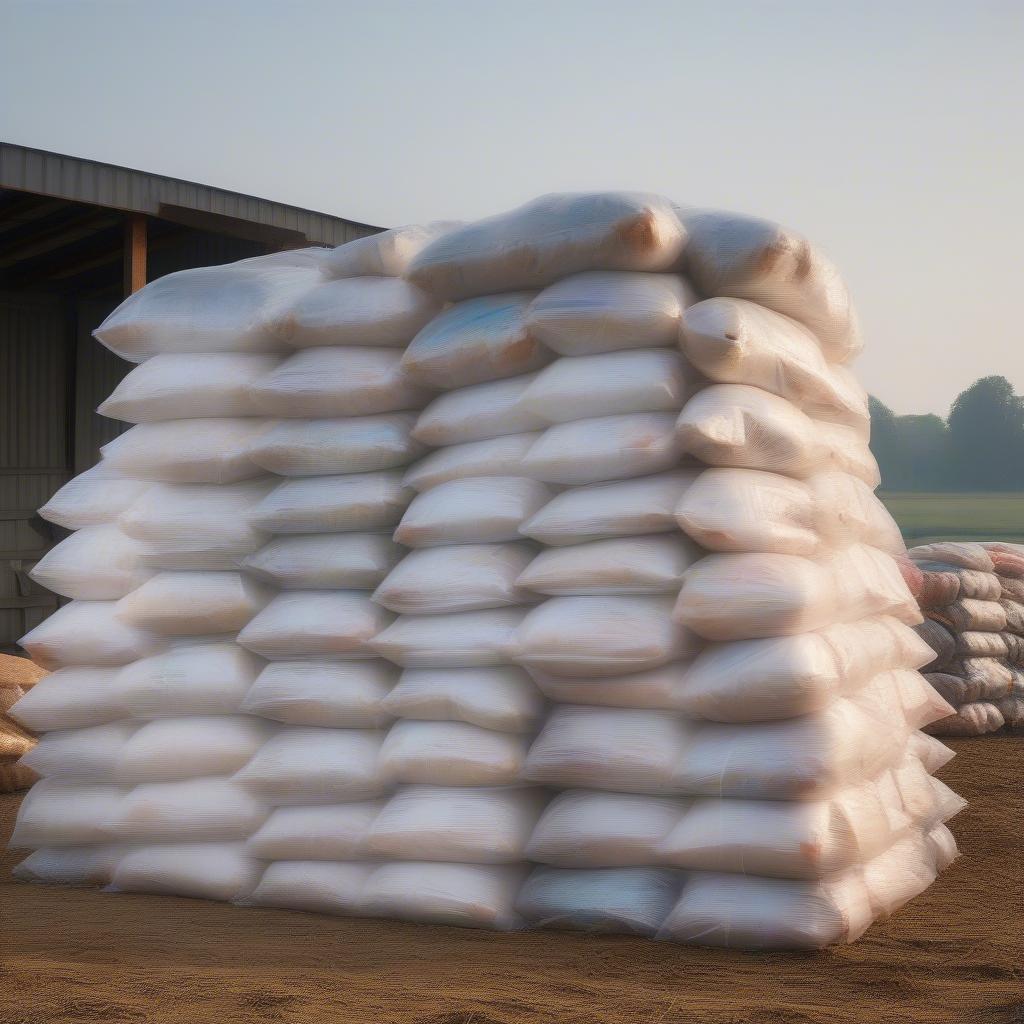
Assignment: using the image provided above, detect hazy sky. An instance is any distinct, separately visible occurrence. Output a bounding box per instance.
[2,0,1021,415]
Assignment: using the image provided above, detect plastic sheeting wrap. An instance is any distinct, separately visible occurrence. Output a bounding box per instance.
[11,192,961,949]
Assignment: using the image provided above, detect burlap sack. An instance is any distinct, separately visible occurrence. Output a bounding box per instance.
[913,619,957,671]
[909,542,994,572]
[925,701,1004,736]
[0,654,47,689]
[1002,633,1024,667]
[0,758,38,794]
[917,570,960,609]
[923,672,978,706]
[956,658,1014,700]
[955,570,1002,601]
[0,718,36,759]
[984,544,1024,578]
[956,631,1008,659]
[996,696,1024,730]
[946,599,1007,633]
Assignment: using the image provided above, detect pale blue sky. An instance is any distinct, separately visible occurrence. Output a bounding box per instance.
[2,0,1021,415]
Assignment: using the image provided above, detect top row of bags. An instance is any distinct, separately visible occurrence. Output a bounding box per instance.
[94,193,860,367]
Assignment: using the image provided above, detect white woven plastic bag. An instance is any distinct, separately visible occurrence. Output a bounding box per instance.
[240,661,396,727]
[413,373,545,446]
[248,414,422,476]
[98,353,278,422]
[29,526,152,600]
[401,292,551,389]
[527,271,694,356]
[520,349,693,424]
[395,477,552,547]
[251,472,412,534]
[238,591,393,659]
[243,533,403,590]
[272,276,440,348]
[249,347,432,418]
[407,193,685,300]
[373,543,537,613]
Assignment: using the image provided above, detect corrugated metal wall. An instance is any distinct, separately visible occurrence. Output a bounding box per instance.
[0,232,285,649]
[0,291,71,647]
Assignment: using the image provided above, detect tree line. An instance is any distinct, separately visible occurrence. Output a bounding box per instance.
[869,376,1023,492]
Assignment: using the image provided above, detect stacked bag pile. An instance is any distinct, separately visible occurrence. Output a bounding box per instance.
[7,194,964,949]
[1,653,46,792]
[903,541,1024,735]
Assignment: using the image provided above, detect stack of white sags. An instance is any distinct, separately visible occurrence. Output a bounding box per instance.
[8,193,964,950]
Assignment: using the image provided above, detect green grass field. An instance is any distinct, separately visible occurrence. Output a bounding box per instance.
[880,492,1024,544]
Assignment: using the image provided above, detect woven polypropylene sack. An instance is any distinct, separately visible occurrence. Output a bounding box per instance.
[29,526,152,600]
[679,297,867,421]
[678,208,861,364]
[379,666,544,733]
[247,414,423,477]
[512,596,699,677]
[249,347,432,418]
[115,572,272,635]
[323,222,461,279]
[240,661,396,728]
[520,348,694,426]
[413,373,546,446]
[271,277,440,349]
[237,591,393,660]
[373,543,537,614]
[20,601,162,669]
[101,419,266,484]
[517,535,700,596]
[403,433,541,492]
[520,470,699,546]
[526,271,694,357]
[93,257,323,362]
[407,193,686,300]
[395,477,552,547]
[243,533,403,590]
[401,292,551,389]
[98,353,278,422]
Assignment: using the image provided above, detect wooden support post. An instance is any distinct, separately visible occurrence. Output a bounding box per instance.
[123,213,147,295]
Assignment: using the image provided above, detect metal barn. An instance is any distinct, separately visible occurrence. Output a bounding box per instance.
[0,142,379,650]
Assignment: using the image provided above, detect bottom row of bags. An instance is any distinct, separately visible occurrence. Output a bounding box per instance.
[15,824,956,949]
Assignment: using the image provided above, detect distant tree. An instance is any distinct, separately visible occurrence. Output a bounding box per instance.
[893,414,950,490]
[868,396,903,488]
[947,376,1024,490]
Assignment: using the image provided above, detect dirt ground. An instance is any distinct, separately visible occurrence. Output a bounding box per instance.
[1,737,1021,1024]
